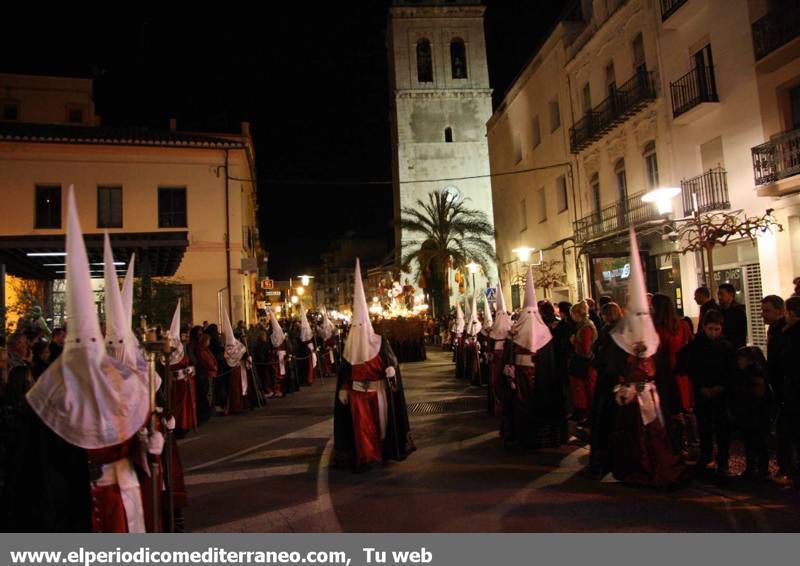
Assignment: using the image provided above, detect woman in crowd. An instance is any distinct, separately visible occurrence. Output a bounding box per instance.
[568,301,597,424]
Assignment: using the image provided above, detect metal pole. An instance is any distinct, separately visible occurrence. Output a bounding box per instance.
[145,349,160,532]
[162,353,175,533]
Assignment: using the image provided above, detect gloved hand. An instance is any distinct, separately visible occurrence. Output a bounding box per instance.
[147,431,165,455]
[385,366,396,378]
[503,365,515,378]
[162,416,176,431]
[338,389,349,405]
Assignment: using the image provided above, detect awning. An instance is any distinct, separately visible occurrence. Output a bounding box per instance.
[0,231,189,280]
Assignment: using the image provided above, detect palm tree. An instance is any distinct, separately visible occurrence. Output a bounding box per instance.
[398,189,496,318]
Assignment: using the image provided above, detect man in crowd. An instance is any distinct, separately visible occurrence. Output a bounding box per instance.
[717,283,747,349]
[48,328,65,361]
[776,296,800,487]
[693,287,718,335]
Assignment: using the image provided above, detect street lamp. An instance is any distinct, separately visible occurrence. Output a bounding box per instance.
[512,247,534,263]
[299,275,312,287]
[642,187,681,215]
[466,261,479,294]
[291,295,298,305]
[297,286,305,296]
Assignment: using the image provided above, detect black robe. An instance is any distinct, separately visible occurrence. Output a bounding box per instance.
[333,337,415,469]
[500,340,564,449]
[1,403,91,531]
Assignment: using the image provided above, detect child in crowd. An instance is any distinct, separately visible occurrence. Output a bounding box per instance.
[733,346,772,481]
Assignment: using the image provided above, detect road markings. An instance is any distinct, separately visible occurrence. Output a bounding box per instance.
[185,464,310,486]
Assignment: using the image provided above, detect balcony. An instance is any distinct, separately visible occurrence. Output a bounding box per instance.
[681,167,730,216]
[573,189,663,245]
[569,70,657,153]
[752,1,800,69]
[752,128,800,187]
[670,65,718,123]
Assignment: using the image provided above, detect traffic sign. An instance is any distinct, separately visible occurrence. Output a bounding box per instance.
[263,290,282,297]
[261,279,274,289]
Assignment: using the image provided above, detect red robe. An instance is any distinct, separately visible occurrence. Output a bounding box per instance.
[169,355,197,432]
[302,339,316,385]
[570,324,597,412]
[270,342,288,395]
[345,354,387,466]
[87,438,147,533]
[322,336,337,376]
[137,418,188,533]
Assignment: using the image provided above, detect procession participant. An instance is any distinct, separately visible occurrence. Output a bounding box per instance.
[267,308,289,398]
[500,266,562,449]
[318,308,338,378]
[334,259,415,471]
[478,292,494,390]
[298,303,318,386]
[453,302,466,379]
[568,300,598,425]
[221,308,249,415]
[6,188,157,532]
[609,229,686,489]
[465,293,482,385]
[487,284,513,417]
[165,300,197,434]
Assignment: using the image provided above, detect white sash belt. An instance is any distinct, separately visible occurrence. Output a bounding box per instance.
[614,382,663,426]
[277,351,286,375]
[96,458,145,533]
[514,354,535,367]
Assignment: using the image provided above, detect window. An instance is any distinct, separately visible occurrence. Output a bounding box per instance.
[67,107,84,124]
[417,39,433,83]
[790,84,800,130]
[2,102,19,121]
[531,116,541,148]
[643,141,659,189]
[590,173,601,214]
[450,38,467,79]
[158,187,187,228]
[35,185,62,229]
[444,127,453,143]
[632,33,646,74]
[614,159,628,202]
[537,187,547,223]
[520,198,528,231]
[549,99,561,131]
[582,83,592,114]
[556,175,569,213]
[97,186,123,228]
[606,61,617,96]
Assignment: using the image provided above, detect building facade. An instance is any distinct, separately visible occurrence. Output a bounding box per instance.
[488,0,799,346]
[0,74,261,328]
[387,0,497,298]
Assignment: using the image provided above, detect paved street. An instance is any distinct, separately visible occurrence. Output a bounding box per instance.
[180,351,800,532]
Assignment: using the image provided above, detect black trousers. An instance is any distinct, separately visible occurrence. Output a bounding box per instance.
[696,397,730,471]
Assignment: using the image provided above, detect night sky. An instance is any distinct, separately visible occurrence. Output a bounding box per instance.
[1,2,567,279]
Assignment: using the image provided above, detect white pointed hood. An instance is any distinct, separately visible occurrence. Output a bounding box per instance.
[511,265,552,353]
[103,233,146,372]
[299,302,313,342]
[611,228,660,358]
[467,292,482,336]
[222,307,246,366]
[318,308,335,340]
[343,258,382,366]
[27,187,149,449]
[167,299,185,365]
[455,302,466,334]
[490,283,513,341]
[122,253,135,325]
[267,307,286,348]
[482,291,494,334]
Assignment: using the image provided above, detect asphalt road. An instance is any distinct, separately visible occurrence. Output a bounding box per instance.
[179,350,800,532]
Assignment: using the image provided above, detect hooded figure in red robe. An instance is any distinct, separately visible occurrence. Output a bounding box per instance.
[333,259,415,470]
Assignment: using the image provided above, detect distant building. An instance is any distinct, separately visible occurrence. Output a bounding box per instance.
[0,73,262,328]
[387,0,497,295]
[317,236,387,312]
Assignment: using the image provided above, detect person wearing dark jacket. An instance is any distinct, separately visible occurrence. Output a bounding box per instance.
[679,309,736,480]
[775,296,800,487]
[717,283,747,350]
[693,287,718,336]
[761,295,790,477]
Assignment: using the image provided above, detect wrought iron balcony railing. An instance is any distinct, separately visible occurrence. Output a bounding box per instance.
[660,0,688,21]
[681,167,730,215]
[569,70,656,153]
[752,1,800,60]
[670,65,718,118]
[573,189,663,244]
[752,128,800,186]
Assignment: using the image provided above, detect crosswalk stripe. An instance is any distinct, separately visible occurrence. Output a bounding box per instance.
[185,464,310,486]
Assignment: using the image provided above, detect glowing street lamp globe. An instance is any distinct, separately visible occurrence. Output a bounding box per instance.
[642,187,681,215]
[297,286,305,296]
[290,295,299,305]
[512,247,535,263]
[466,261,480,274]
